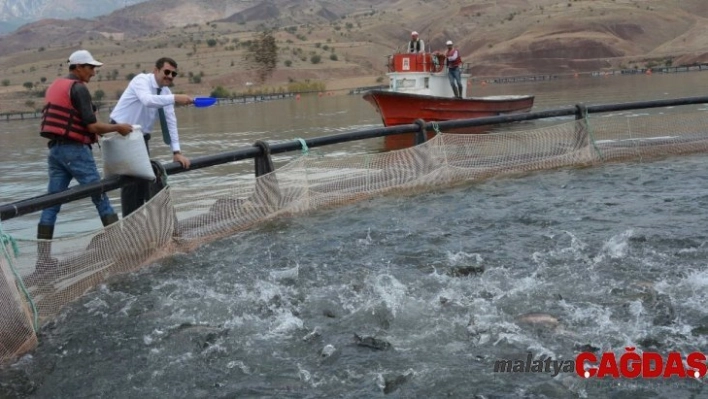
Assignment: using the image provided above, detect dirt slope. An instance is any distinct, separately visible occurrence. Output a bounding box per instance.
[1,0,707,111]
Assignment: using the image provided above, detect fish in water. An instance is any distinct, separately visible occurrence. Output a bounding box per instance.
[637,336,663,350]
[353,333,392,350]
[269,265,299,281]
[648,293,676,327]
[381,371,413,394]
[302,327,321,342]
[515,313,581,340]
[321,344,336,358]
[574,343,600,353]
[167,322,230,350]
[447,265,485,277]
[515,313,560,329]
[614,282,677,326]
[466,316,490,345]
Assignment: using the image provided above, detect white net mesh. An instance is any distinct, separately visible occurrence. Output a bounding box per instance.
[3,110,708,363]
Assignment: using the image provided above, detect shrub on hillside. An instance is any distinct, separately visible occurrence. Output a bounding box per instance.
[210,86,230,98]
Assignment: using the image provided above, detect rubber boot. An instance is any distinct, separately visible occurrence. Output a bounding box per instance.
[101,213,119,227]
[27,225,58,286]
[36,225,55,264]
[457,85,464,98]
[452,86,460,99]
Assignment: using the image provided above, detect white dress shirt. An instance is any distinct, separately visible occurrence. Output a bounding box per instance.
[109,73,181,152]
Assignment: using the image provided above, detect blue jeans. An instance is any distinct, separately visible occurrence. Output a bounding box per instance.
[448,67,462,92]
[39,142,115,226]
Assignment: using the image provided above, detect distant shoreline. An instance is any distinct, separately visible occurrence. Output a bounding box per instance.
[2,63,707,119]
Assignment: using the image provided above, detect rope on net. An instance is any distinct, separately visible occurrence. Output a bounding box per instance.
[296,138,309,156]
[432,121,441,135]
[579,105,604,160]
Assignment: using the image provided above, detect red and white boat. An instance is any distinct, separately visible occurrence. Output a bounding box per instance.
[363,52,535,151]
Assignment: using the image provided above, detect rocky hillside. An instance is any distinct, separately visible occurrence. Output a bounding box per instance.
[2,0,707,73]
[460,0,708,76]
[0,0,707,112]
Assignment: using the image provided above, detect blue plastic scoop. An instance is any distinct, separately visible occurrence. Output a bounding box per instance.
[194,97,217,108]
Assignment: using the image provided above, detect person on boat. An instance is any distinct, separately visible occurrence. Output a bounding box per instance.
[445,40,463,98]
[408,31,425,53]
[109,57,193,217]
[35,50,133,274]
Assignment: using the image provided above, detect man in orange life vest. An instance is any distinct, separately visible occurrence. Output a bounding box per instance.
[445,40,463,98]
[35,50,133,271]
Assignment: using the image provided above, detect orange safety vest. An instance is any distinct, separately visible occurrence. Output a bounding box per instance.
[40,78,95,144]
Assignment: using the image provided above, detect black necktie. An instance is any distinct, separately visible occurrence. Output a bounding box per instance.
[156,87,171,145]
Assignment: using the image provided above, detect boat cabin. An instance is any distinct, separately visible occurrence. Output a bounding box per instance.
[386,52,470,98]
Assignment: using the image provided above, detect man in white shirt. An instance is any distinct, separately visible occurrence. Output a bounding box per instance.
[110,57,193,216]
[408,31,425,53]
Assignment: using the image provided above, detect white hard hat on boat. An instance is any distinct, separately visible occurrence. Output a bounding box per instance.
[446,40,453,46]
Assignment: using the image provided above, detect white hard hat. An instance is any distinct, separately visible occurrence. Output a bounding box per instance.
[411,31,418,36]
[68,50,103,66]
[446,40,453,46]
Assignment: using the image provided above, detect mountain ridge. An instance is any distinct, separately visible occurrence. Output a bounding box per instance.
[0,0,149,33]
[1,0,708,112]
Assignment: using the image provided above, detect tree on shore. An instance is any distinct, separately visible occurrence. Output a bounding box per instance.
[244,28,278,84]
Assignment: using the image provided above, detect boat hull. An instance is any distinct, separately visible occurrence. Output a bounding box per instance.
[363,90,535,151]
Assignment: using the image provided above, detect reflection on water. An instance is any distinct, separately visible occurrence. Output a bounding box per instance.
[177,94,383,159]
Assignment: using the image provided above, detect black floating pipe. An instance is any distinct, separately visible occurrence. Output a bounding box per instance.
[163,146,262,175]
[3,95,708,221]
[586,95,708,113]
[1,175,128,221]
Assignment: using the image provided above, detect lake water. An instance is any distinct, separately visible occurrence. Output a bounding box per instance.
[1,72,708,398]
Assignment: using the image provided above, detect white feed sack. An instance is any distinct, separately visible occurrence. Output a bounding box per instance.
[101,125,156,181]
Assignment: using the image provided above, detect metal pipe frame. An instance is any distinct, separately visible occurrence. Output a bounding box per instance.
[3,95,708,221]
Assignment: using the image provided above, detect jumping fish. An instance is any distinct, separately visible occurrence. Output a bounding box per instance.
[515,312,582,340]
[168,322,230,350]
[383,373,409,394]
[302,327,321,342]
[353,333,392,350]
[447,265,485,277]
[321,344,336,358]
[574,343,600,353]
[515,313,561,329]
